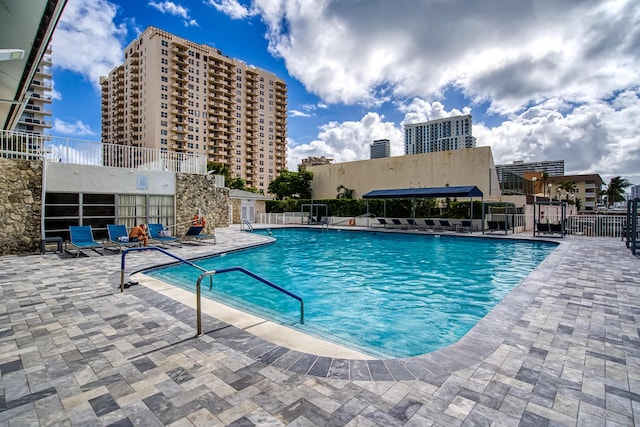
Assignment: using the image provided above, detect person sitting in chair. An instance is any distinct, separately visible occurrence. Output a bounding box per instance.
[129,224,149,247]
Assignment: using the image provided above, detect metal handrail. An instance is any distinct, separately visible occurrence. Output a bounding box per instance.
[119,247,304,338]
[195,266,304,335]
[119,246,208,292]
[241,219,254,232]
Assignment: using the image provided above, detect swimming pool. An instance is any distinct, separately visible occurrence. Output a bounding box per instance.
[146,228,557,358]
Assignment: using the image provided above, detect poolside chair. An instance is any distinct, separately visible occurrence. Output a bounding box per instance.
[407,218,418,229]
[391,218,408,229]
[182,225,216,245]
[68,225,103,257]
[147,223,182,248]
[457,220,473,233]
[435,220,455,232]
[424,219,436,230]
[106,224,141,252]
[376,218,390,228]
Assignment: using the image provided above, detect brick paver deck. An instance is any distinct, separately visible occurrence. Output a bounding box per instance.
[0,226,638,426]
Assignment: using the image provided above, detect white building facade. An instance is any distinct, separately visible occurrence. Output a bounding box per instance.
[404,115,475,155]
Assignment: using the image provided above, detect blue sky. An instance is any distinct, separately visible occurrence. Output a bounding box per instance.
[50,0,640,185]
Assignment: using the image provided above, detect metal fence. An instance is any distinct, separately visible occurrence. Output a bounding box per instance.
[0,130,207,175]
[257,211,629,238]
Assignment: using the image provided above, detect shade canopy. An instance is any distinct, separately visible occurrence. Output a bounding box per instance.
[362,186,483,199]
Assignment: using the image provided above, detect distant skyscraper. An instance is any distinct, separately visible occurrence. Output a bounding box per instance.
[15,45,52,135]
[370,139,390,159]
[100,26,288,192]
[404,115,475,155]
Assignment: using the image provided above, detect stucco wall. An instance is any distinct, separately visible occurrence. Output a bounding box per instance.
[308,147,501,199]
[0,158,42,255]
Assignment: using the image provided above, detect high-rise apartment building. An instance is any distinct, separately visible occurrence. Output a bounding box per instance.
[370,139,390,159]
[404,115,475,155]
[15,45,53,135]
[100,26,287,192]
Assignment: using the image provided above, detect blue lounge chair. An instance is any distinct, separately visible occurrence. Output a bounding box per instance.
[69,225,103,257]
[147,223,182,248]
[182,225,216,245]
[106,224,141,252]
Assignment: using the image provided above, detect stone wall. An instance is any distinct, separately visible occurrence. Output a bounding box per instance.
[175,173,229,235]
[0,158,42,255]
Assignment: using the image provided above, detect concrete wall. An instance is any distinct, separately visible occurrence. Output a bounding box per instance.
[308,147,501,200]
[0,158,42,255]
[46,162,175,194]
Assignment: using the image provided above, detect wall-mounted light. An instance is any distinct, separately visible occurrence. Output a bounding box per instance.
[0,49,25,61]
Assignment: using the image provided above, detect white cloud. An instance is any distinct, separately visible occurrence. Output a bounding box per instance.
[52,119,96,137]
[205,0,255,19]
[288,110,312,118]
[51,0,126,90]
[148,1,198,26]
[286,112,402,170]
[252,0,639,183]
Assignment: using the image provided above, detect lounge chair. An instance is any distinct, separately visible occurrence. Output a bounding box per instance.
[106,224,141,252]
[435,220,455,232]
[391,219,408,229]
[424,219,436,230]
[147,223,182,248]
[376,218,390,228]
[182,225,216,245]
[457,220,474,233]
[407,218,418,229]
[69,225,103,257]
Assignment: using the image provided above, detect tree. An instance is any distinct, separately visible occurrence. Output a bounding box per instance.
[336,185,354,199]
[267,168,313,199]
[556,180,577,201]
[605,176,631,208]
[541,172,549,197]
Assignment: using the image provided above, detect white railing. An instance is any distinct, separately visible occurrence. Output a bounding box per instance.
[257,212,305,225]
[257,211,630,238]
[0,130,207,175]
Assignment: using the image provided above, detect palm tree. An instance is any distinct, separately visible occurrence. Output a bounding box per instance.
[556,180,577,201]
[605,176,632,208]
[541,172,549,197]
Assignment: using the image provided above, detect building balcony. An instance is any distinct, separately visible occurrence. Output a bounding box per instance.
[172,126,186,133]
[171,73,187,82]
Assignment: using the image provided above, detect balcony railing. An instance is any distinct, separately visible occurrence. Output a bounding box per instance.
[0,130,207,174]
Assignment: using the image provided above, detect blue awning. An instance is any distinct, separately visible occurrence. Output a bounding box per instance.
[362,186,483,199]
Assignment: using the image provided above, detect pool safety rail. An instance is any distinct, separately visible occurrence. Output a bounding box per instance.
[119,246,304,336]
[241,219,254,232]
[195,267,304,335]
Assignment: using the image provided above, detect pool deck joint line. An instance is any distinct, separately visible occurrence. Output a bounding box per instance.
[0,224,638,426]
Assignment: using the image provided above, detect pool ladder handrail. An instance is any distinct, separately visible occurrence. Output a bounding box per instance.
[196,267,304,335]
[119,246,304,337]
[241,219,254,232]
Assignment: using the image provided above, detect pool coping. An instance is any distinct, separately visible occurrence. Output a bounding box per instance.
[126,226,566,382]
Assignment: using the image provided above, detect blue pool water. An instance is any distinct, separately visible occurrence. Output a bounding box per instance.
[146,228,556,358]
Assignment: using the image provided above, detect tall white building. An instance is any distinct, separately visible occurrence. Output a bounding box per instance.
[15,45,53,135]
[101,26,287,193]
[404,115,475,155]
